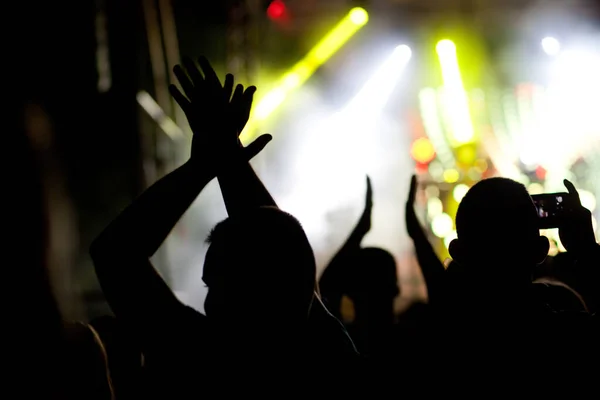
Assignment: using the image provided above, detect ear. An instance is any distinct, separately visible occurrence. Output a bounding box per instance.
[533,235,550,264]
[448,239,465,264]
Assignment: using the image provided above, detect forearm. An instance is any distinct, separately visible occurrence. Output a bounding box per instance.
[92,160,212,258]
[92,254,182,325]
[319,258,348,318]
[574,243,600,313]
[217,158,276,217]
[408,216,446,303]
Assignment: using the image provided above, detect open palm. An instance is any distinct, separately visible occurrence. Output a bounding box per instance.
[169,56,271,172]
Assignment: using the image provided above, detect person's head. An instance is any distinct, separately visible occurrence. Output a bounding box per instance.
[449,178,549,285]
[346,247,399,318]
[203,207,316,328]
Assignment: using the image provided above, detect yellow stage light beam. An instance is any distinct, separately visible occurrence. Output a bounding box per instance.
[436,39,475,146]
[241,7,369,142]
[418,87,456,169]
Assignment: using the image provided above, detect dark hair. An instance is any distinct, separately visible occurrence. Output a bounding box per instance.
[204,206,316,302]
[456,177,539,246]
[346,247,398,298]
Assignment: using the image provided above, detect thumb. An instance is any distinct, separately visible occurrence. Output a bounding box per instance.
[563,179,582,206]
[243,134,272,160]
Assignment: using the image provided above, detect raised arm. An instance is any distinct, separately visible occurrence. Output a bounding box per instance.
[177,56,276,217]
[90,55,271,330]
[559,179,600,313]
[405,175,446,304]
[90,163,212,325]
[319,177,372,316]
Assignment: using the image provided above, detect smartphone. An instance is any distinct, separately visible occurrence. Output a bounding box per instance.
[531,192,571,229]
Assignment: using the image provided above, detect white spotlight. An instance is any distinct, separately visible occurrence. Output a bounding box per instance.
[345,44,412,114]
[542,37,560,56]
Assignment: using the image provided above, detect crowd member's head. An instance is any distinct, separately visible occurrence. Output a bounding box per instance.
[203,206,316,331]
[449,178,549,287]
[346,247,399,321]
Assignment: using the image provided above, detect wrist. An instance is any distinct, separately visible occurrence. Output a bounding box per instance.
[217,149,250,176]
[184,158,215,183]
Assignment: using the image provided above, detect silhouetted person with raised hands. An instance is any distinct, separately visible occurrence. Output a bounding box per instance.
[91,56,356,396]
[320,177,404,359]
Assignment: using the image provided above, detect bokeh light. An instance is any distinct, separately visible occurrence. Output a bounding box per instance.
[349,7,369,25]
[427,197,443,219]
[443,230,458,249]
[542,36,560,56]
[453,184,470,203]
[431,212,453,238]
[443,169,460,183]
[411,137,436,164]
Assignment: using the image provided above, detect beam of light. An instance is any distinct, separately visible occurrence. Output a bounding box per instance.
[136,91,185,140]
[240,7,369,142]
[317,44,412,175]
[344,44,412,115]
[283,44,412,226]
[517,84,547,168]
[480,129,522,180]
[418,87,456,169]
[502,89,523,156]
[471,88,522,180]
[436,39,475,146]
[540,49,600,173]
[485,87,519,167]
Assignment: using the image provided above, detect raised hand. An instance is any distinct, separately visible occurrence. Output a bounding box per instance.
[405,175,420,239]
[356,176,373,234]
[559,179,597,254]
[169,56,271,173]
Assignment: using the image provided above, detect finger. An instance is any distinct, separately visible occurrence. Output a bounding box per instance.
[223,74,234,102]
[242,86,257,107]
[239,86,256,122]
[182,56,204,87]
[366,176,373,206]
[563,179,582,206]
[231,84,245,105]
[169,84,190,112]
[197,56,221,88]
[243,85,257,97]
[173,65,195,99]
[243,134,272,160]
[408,175,417,204]
[230,84,245,119]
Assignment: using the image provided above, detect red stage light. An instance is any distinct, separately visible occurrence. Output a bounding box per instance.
[267,0,286,20]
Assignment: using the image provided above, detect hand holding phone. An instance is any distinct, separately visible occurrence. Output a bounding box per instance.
[531,192,573,229]
[532,180,596,254]
[558,180,597,254]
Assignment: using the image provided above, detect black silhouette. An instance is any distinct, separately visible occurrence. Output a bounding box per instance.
[91,56,357,395]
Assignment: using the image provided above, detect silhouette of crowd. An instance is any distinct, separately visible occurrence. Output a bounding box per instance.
[13,55,600,398]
